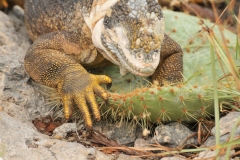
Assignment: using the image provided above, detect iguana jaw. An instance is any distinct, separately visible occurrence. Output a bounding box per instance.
[92,18,161,77]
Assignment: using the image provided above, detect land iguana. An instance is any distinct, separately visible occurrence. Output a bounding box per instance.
[24,0,183,129]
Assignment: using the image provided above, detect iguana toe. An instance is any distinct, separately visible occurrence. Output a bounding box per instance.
[85,91,101,121]
[62,94,74,119]
[74,94,93,129]
[92,75,112,100]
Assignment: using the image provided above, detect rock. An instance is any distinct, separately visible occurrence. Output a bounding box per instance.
[52,123,83,139]
[0,112,113,160]
[202,112,240,148]
[200,113,240,159]
[8,7,27,37]
[211,112,240,136]
[0,11,20,45]
[161,156,186,160]
[151,122,198,148]
[0,10,47,121]
[45,140,110,160]
[94,122,137,145]
[0,101,26,120]
[202,134,228,147]
[116,154,143,160]
[12,5,24,20]
[134,138,151,148]
[193,150,234,160]
[0,112,53,159]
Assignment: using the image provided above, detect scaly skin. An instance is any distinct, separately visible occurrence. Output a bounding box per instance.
[24,0,183,129]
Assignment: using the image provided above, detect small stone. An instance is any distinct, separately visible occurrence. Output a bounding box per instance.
[116,154,142,160]
[52,123,81,139]
[193,150,235,160]
[202,134,230,147]
[211,112,240,136]
[12,5,24,20]
[134,138,150,148]
[202,112,240,147]
[161,156,186,160]
[151,122,198,148]
[93,122,136,145]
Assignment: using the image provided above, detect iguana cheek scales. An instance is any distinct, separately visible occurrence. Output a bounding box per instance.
[92,18,121,66]
[24,0,183,128]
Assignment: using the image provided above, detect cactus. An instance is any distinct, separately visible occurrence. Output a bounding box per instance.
[96,69,236,127]
[41,10,239,126]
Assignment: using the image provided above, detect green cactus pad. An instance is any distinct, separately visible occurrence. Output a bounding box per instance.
[99,85,234,125]
[164,10,238,86]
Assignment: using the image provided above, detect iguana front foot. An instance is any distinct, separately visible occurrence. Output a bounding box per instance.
[58,72,111,129]
[24,31,112,129]
[151,34,183,85]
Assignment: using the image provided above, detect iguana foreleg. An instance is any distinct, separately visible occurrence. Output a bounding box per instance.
[24,31,112,129]
[152,34,183,85]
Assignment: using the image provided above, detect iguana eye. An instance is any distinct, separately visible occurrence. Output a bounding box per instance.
[136,52,144,60]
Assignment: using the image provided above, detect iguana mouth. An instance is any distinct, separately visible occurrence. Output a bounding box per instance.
[114,44,160,77]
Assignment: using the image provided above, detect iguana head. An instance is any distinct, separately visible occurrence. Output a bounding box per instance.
[90,0,164,77]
